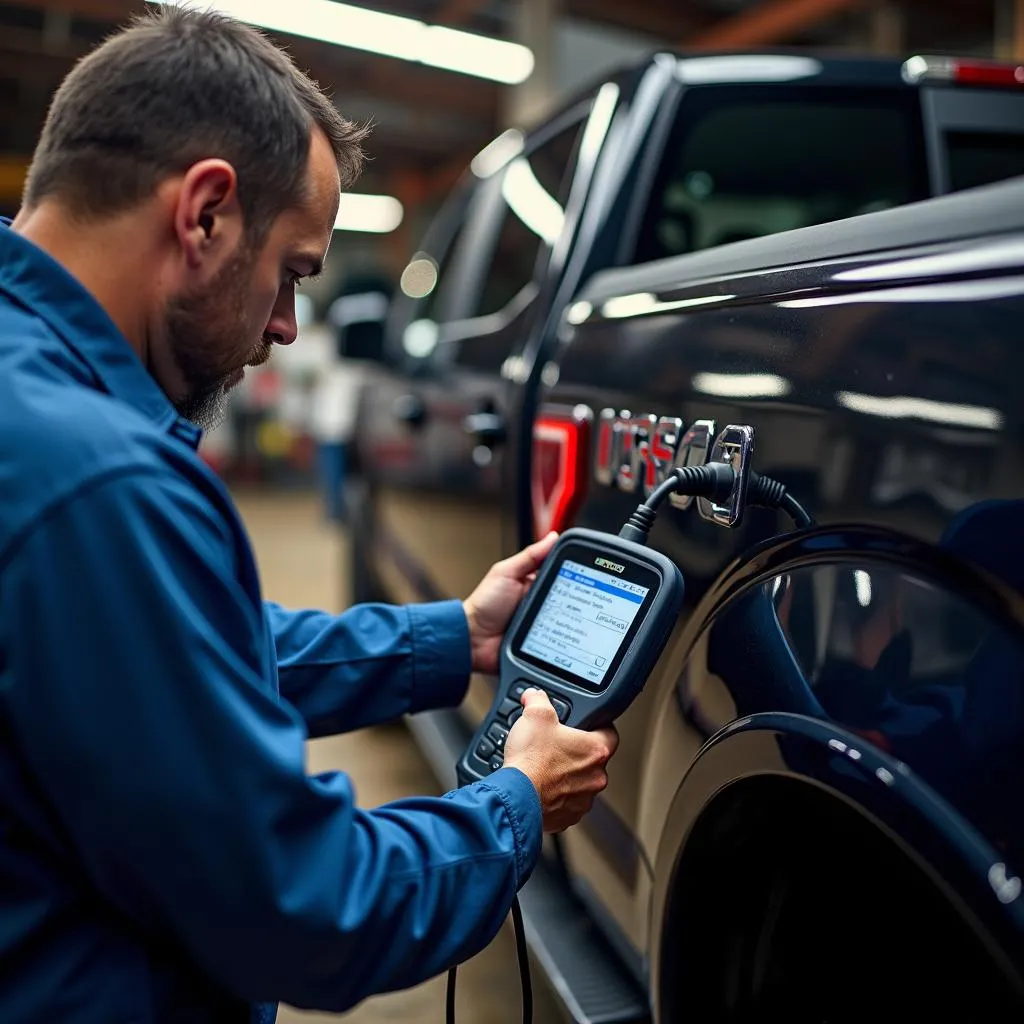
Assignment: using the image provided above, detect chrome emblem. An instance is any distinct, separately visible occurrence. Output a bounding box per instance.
[595,410,755,528]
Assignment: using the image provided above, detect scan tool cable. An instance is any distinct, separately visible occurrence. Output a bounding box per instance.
[446,462,811,1024]
[447,896,531,1024]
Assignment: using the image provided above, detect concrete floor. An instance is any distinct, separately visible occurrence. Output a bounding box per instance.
[237,490,542,1024]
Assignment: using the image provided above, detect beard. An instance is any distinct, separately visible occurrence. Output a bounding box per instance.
[164,243,274,431]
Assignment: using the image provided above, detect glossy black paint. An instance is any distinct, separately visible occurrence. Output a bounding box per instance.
[350,46,1024,1014]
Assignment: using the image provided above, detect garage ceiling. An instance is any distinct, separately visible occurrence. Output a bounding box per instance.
[0,0,1001,217]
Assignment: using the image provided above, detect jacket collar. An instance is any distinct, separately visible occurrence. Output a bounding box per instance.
[0,219,202,449]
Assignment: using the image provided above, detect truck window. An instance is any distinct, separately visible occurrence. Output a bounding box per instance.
[633,85,929,263]
[473,120,583,318]
[945,130,1024,192]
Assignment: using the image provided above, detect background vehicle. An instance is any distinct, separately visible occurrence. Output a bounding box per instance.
[351,51,1024,1021]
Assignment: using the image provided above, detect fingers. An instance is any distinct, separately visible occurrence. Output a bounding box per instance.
[500,531,558,581]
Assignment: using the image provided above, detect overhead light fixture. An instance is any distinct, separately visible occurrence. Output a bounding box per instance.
[156,0,534,84]
[335,193,403,233]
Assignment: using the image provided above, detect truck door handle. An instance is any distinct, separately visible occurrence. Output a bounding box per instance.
[393,393,427,427]
[463,412,506,444]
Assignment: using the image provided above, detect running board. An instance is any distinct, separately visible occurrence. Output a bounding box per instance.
[405,709,651,1024]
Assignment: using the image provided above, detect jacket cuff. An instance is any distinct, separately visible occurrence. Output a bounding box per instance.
[481,767,543,887]
[407,600,472,714]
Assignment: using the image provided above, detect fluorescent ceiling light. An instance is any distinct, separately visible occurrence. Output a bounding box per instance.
[159,0,534,84]
[502,158,564,245]
[335,193,403,233]
[692,372,792,398]
[836,391,1003,430]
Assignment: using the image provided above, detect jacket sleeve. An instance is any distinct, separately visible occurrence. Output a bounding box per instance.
[0,467,542,1013]
[265,598,471,738]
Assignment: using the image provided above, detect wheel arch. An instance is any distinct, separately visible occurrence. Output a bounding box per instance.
[648,715,1024,1019]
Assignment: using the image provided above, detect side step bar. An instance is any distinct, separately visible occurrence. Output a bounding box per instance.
[405,709,651,1024]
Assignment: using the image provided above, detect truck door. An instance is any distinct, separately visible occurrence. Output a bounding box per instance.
[359,108,589,607]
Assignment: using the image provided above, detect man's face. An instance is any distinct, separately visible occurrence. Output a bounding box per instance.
[167,129,341,429]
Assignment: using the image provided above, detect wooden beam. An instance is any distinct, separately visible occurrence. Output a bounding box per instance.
[434,0,486,27]
[2,0,138,23]
[688,0,865,49]
[565,0,709,41]
[0,157,28,204]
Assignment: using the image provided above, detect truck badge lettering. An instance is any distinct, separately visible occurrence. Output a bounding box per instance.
[594,411,754,527]
[595,557,625,573]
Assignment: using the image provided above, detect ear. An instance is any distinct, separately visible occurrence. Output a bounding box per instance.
[173,159,244,271]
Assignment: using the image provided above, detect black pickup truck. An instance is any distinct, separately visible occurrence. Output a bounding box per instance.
[349,50,1024,1022]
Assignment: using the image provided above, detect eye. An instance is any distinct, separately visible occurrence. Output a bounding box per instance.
[286,270,304,288]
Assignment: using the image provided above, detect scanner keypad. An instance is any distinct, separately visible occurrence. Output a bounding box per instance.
[473,681,573,773]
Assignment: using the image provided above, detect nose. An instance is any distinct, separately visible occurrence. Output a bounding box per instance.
[266,290,298,346]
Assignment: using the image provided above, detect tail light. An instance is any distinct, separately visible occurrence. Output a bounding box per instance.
[532,405,591,538]
[903,55,1024,89]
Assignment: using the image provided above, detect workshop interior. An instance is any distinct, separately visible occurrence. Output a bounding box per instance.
[2,1,1024,1023]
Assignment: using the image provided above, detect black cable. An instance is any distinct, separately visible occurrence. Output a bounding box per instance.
[618,463,735,544]
[619,463,813,543]
[747,471,814,527]
[446,964,457,1024]
[445,896,532,1024]
[512,895,533,1024]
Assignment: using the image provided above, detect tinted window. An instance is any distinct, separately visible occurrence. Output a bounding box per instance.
[473,121,583,318]
[634,86,929,263]
[946,130,1024,192]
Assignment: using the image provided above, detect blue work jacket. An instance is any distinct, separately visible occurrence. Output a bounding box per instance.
[0,221,541,1022]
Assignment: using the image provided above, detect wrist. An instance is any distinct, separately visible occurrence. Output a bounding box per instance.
[463,600,482,672]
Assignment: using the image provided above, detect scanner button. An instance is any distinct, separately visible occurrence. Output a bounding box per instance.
[510,682,529,701]
[476,738,495,761]
[486,723,509,750]
[489,756,504,772]
[497,698,520,722]
[507,707,523,727]
[549,696,571,722]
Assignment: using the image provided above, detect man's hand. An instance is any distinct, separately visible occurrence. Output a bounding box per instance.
[463,532,559,676]
[503,689,618,833]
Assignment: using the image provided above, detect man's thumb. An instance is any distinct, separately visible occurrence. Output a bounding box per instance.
[521,687,554,711]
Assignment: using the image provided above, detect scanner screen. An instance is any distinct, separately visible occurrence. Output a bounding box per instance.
[519,559,650,686]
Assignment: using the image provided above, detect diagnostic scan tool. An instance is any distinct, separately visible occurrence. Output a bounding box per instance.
[458,528,684,785]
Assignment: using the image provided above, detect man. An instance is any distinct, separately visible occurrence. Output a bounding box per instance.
[0,7,616,1022]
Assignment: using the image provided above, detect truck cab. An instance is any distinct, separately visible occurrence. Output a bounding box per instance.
[350,50,1024,1022]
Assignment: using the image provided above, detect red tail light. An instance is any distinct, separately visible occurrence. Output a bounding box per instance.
[532,405,591,538]
[903,55,1024,89]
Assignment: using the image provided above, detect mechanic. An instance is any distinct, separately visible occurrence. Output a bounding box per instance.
[0,7,617,1023]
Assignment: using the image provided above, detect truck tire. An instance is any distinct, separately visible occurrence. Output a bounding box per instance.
[660,777,1021,1023]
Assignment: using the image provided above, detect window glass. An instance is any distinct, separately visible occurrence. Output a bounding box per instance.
[633,86,929,263]
[946,130,1024,193]
[473,121,583,318]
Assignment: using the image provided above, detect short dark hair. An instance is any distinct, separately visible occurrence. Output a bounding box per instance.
[24,5,368,241]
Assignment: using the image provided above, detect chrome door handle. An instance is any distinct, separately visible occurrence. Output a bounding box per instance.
[462,412,506,444]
